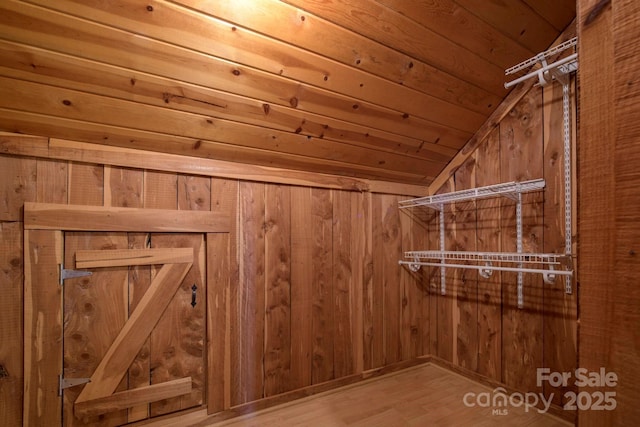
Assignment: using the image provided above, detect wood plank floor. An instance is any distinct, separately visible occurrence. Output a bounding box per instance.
[208,364,571,427]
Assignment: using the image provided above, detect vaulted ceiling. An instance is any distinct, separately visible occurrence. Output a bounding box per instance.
[0,0,575,186]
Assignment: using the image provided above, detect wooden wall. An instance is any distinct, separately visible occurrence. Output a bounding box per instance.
[0,135,430,426]
[578,0,640,425]
[427,77,577,420]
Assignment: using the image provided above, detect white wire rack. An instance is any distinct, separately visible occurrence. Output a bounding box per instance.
[504,37,577,89]
[399,251,572,285]
[399,179,545,210]
[505,37,578,295]
[398,178,574,308]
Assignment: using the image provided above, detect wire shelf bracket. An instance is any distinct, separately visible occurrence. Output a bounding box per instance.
[504,37,577,89]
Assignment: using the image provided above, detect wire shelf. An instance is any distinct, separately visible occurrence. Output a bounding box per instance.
[398,179,545,210]
[403,250,571,266]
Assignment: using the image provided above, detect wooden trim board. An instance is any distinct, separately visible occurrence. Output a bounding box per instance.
[75,248,193,268]
[0,133,429,196]
[24,202,230,233]
[74,378,192,418]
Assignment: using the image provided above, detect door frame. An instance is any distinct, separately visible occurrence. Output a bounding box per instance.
[23,202,230,426]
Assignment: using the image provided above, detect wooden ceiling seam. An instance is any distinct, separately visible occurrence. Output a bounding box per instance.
[16,0,485,137]
[0,0,575,185]
[0,39,457,162]
[173,0,505,109]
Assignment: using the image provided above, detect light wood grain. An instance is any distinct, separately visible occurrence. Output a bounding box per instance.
[199,364,570,427]
[428,23,577,194]
[332,190,354,378]
[474,128,502,381]
[283,0,506,95]
[75,378,192,418]
[0,38,455,161]
[24,202,230,232]
[148,237,206,415]
[311,188,334,384]
[174,0,502,116]
[0,135,430,195]
[290,186,313,390]
[23,229,63,426]
[0,222,23,427]
[542,80,577,410]
[207,233,230,414]
[453,158,478,372]
[75,248,193,268]
[0,154,36,221]
[264,184,292,396]
[75,261,193,404]
[127,233,153,423]
[36,158,68,203]
[499,90,544,394]
[232,182,266,405]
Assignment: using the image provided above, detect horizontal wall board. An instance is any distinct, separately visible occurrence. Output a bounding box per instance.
[24,202,230,232]
[0,134,430,196]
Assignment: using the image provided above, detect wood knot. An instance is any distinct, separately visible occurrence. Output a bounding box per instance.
[232,69,241,76]
[0,365,8,378]
[62,99,72,106]
[289,97,298,108]
[262,103,270,115]
[146,5,153,12]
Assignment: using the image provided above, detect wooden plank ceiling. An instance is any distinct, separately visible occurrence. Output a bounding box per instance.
[0,0,574,186]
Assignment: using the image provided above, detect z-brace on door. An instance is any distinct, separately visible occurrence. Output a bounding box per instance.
[60,232,207,425]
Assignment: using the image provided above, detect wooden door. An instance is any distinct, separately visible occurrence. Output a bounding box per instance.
[61,231,206,426]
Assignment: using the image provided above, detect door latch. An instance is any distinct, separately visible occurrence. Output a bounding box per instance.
[191,284,197,307]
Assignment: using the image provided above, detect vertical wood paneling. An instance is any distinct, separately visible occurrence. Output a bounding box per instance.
[23,229,63,427]
[149,233,206,415]
[542,81,577,407]
[427,208,439,355]
[144,171,177,209]
[149,176,209,414]
[208,177,237,413]
[290,186,313,389]
[399,195,426,359]
[233,181,265,405]
[409,202,430,357]
[68,162,103,206]
[126,232,152,423]
[311,188,334,383]
[264,184,292,396]
[364,192,382,370]
[0,154,36,220]
[332,190,353,377]
[381,194,402,365]
[63,232,129,426]
[475,128,502,380]
[0,222,23,427]
[106,166,143,208]
[108,165,147,422]
[453,159,478,371]
[178,175,211,211]
[577,1,615,424]
[37,159,68,203]
[351,191,368,373]
[579,0,640,424]
[437,179,455,362]
[500,90,544,393]
[207,232,229,414]
[145,170,178,417]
